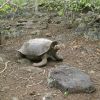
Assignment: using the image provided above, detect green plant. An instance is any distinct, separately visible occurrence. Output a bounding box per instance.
[39,0,65,15]
[0,4,17,17]
[64,91,69,96]
[0,0,100,18]
[67,0,100,12]
[38,0,100,15]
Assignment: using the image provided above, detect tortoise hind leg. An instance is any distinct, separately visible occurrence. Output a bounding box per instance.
[33,54,47,67]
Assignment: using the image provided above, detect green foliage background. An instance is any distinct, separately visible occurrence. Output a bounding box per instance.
[0,0,100,17]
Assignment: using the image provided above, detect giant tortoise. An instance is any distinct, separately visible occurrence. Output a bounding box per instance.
[18,38,63,67]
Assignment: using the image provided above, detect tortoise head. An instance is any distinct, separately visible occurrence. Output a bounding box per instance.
[54,43,65,52]
[51,41,65,51]
[51,41,60,51]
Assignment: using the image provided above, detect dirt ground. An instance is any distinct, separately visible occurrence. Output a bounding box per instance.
[0,15,100,100]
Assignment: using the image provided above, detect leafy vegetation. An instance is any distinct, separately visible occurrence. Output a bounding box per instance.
[0,0,100,17]
[67,0,100,12]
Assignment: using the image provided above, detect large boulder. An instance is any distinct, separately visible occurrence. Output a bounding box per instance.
[48,64,96,93]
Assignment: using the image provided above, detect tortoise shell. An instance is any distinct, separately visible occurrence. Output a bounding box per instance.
[18,38,58,58]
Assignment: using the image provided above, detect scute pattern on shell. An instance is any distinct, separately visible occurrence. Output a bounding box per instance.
[18,38,54,57]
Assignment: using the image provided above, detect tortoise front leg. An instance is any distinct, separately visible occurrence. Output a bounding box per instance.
[33,54,47,67]
[54,52,63,61]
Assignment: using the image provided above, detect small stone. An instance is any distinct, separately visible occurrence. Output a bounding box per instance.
[12,97,19,100]
[75,18,82,24]
[75,23,86,35]
[51,16,62,24]
[31,30,41,35]
[45,33,52,37]
[29,91,36,96]
[48,64,96,93]
[42,93,52,100]
[89,70,95,74]
[25,20,33,29]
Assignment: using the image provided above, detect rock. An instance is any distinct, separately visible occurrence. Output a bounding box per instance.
[45,33,52,37]
[34,12,47,18]
[42,93,53,100]
[74,12,100,40]
[51,16,62,24]
[84,28,100,41]
[1,26,25,38]
[25,20,33,29]
[75,23,87,36]
[55,33,75,44]
[49,13,58,18]
[29,91,36,96]
[75,18,82,24]
[38,22,48,29]
[31,30,41,35]
[48,64,96,93]
[22,12,32,17]
[73,18,82,28]
[18,19,27,23]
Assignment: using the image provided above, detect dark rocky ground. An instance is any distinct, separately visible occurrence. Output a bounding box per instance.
[0,12,100,100]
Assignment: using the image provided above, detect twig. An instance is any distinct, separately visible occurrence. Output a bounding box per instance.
[0,0,11,9]
[0,61,10,74]
[43,69,46,75]
[26,80,43,88]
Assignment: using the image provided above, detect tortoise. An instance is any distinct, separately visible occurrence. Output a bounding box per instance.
[18,38,63,67]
